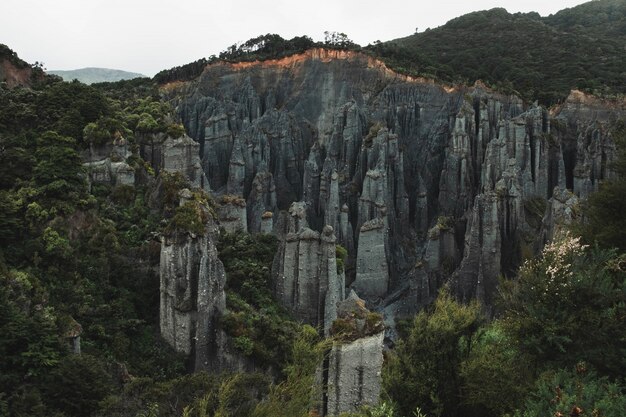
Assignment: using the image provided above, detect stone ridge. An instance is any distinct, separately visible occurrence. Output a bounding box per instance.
[163,48,458,94]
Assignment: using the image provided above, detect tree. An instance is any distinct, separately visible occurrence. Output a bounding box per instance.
[252,326,326,417]
[33,131,85,203]
[514,364,626,417]
[323,31,357,48]
[459,323,532,416]
[500,232,626,378]
[383,289,482,417]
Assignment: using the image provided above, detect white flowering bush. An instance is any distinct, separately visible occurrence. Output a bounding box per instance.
[501,232,626,376]
[518,232,588,301]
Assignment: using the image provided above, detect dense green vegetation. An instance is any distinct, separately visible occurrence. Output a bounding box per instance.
[217,231,301,369]
[0,46,322,417]
[0,67,191,416]
[387,1,626,104]
[0,43,33,69]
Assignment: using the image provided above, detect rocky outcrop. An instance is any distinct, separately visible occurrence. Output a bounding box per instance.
[323,291,384,416]
[84,159,135,186]
[352,218,389,302]
[83,137,136,186]
[162,134,209,190]
[159,212,231,371]
[272,207,343,332]
[217,194,247,233]
[542,187,580,242]
[170,48,624,318]
[324,332,384,416]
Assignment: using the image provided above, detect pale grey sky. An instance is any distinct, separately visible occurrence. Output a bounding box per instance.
[0,0,589,76]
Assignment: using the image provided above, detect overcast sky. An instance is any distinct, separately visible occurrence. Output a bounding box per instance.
[1,0,589,76]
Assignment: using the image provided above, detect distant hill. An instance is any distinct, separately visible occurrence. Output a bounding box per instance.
[48,67,145,84]
[380,0,626,104]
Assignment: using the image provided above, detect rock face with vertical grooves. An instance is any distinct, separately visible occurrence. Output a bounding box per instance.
[83,138,135,187]
[324,291,385,416]
[272,205,343,332]
[159,193,246,372]
[162,134,209,189]
[217,195,248,233]
[325,332,384,415]
[352,218,389,302]
[170,48,624,321]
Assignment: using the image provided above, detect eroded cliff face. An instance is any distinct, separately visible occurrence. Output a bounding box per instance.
[159,203,231,371]
[272,202,345,333]
[322,291,385,416]
[169,48,623,320]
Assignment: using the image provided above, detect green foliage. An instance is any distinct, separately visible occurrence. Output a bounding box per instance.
[33,131,85,204]
[160,171,189,210]
[379,4,626,104]
[166,199,210,235]
[43,353,116,417]
[0,269,65,414]
[218,231,301,368]
[329,300,384,342]
[0,43,32,69]
[83,116,128,146]
[0,65,186,417]
[98,372,222,417]
[99,371,269,417]
[214,373,269,417]
[323,31,358,49]
[219,34,319,62]
[338,401,398,417]
[514,363,626,417]
[252,325,327,417]
[500,233,626,378]
[136,112,159,133]
[383,289,483,417]
[166,123,185,138]
[336,244,348,274]
[153,57,210,84]
[435,216,454,230]
[459,323,532,416]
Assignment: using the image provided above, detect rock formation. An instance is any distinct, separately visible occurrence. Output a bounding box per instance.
[83,137,135,187]
[217,194,248,233]
[168,48,623,321]
[322,291,385,416]
[159,196,230,371]
[272,203,344,332]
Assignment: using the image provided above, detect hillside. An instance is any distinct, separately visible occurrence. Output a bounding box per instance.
[48,67,146,84]
[152,1,625,105]
[0,43,46,88]
[384,0,626,104]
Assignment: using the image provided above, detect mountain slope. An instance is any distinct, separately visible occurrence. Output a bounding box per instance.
[48,67,146,84]
[0,44,45,88]
[384,0,626,104]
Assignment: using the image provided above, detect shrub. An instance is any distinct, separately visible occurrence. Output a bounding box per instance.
[514,364,626,417]
[336,244,348,274]
[500,232,626,378]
